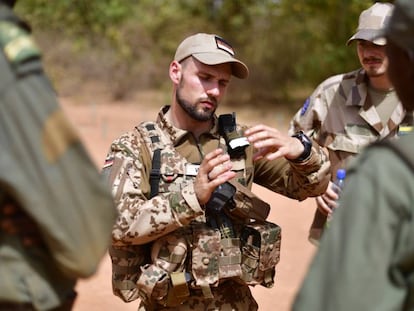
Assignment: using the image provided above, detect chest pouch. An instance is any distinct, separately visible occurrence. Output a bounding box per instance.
[109,244,150,303]
[239,221,281,288]
[136,263,169,306]
[191,223,221,298]
[136,230,191,308]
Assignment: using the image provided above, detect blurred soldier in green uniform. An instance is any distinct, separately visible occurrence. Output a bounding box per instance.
[289,2,414,245]
[293,0,414,309]
[103,33,330,310]
[0,1,116,310]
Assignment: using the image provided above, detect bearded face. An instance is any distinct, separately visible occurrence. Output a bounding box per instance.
[176,75,217,122]
[357,40,388,78]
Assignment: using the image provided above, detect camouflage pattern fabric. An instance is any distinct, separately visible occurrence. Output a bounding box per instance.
[218,237,242,280]
[138,280,259,311]
[191,223,221,296]
[289,68,413,245]
[109,244,150,302]
[240,221,281,288]
[103,105,330,308]
[289,68,413,175]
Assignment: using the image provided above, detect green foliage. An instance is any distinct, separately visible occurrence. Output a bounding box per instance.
[14,0,381,106]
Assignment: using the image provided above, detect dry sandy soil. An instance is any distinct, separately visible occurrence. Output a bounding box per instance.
[60,95,318,311]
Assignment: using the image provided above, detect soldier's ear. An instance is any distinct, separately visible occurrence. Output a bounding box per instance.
[169,61,182,84]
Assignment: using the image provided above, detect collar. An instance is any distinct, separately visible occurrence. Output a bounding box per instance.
[156,105,220,145]
[344,68,370,108]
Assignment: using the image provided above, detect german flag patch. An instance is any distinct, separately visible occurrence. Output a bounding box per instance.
[103,155,114,169]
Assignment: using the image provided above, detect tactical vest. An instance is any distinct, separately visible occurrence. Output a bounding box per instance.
[110,121,281,308]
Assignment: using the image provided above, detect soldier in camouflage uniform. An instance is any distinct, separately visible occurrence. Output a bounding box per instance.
[0,1,116,310]
[288,2,414,245]
[104,33,330,310]
[294,1,414,309]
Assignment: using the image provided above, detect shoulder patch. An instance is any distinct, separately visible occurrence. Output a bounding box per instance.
[398,125,413,136]
[300,97,311,116]
[0,21,41,65]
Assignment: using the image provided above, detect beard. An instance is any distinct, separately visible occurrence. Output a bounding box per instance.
[176,82,216,122]
[365,67,386,78]
[363,57,387,78]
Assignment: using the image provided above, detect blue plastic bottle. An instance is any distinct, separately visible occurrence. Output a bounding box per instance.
[333,169,346,194]
[326,169,346,227]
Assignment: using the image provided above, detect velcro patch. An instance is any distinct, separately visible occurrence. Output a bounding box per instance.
[398,125,413,136]
[215,36,234,56]
[103,156,114,169]
[300,97,311,116]
[0,21,41,65]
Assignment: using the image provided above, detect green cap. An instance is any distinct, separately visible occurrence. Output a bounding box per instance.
[174,33,249,79]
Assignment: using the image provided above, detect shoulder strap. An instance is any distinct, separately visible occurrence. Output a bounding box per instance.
[150,149,161,198]
[136,122,165,198]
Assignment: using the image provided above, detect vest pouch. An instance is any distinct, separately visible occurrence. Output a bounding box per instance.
[151,231,190,307]
[228,180,270,222]
[136,264,169,305]
[109,244,150,302]
[191,223,220,297]
[219,238,242,279]
[151,232,188,273]
[240,221,281,288]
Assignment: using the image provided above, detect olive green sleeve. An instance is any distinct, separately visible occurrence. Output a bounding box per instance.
[293,145,414,310]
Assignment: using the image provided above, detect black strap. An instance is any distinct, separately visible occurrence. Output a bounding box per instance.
[149,148,161,198]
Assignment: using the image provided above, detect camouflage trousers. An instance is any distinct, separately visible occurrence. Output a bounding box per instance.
[138,280,258,311]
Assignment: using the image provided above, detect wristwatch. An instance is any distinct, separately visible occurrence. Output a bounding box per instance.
[291,131,312,162]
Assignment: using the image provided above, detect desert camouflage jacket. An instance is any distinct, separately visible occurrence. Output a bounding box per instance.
[289,68,413,175]
[105,105,330,245]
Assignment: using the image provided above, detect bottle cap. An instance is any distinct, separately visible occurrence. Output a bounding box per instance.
[336,169,346,180]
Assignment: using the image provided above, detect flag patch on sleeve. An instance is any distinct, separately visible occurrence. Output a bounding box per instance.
[300,97,311,116]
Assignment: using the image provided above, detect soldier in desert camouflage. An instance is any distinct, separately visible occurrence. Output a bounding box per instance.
[103,33,330,310]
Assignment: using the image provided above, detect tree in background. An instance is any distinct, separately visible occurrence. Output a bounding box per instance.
[15,0,385,108]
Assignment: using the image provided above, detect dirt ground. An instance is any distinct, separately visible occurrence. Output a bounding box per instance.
[60,96,318,311]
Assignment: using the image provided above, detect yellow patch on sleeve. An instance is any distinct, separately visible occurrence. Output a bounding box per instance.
[0,21,41,65]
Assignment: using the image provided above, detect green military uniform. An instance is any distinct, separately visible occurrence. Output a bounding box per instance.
[293,132,414,311]
[0,2,116,310]
[289,68,413,243]
[104,105,330,310]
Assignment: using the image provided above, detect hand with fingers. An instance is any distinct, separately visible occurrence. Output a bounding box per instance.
[315,181,340,216]
[194,148,236,206]
[244,124,305,161]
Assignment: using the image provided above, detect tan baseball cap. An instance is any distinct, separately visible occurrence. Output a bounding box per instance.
[347,2,394,46]
[174,33,249,79]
